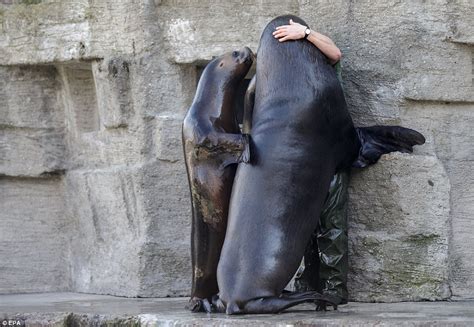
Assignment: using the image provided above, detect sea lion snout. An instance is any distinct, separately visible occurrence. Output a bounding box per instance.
[235,46,254,64]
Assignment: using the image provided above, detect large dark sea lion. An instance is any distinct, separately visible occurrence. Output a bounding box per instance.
[215,15,425,314]
[182,47,253,312]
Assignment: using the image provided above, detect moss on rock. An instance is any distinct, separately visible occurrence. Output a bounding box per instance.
[21,0,42,5]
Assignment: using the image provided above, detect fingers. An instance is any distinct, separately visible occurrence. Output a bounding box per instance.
[273,20,303,42]
[272,30,287,38]
[274,32,289,39]
[273,29,295,41]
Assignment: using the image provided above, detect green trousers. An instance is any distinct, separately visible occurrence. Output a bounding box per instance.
[294,171,349,302]
[294,62,349,302]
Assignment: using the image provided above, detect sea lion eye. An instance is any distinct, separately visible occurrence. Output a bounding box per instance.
[232,51,239,57]
[219,62,224,67]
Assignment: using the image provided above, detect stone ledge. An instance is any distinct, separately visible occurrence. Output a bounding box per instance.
[1,292,474,326]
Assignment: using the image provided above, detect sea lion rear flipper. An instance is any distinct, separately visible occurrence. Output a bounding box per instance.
[227,291,338,314]
[186,297,213,313]
[353,126,425,168]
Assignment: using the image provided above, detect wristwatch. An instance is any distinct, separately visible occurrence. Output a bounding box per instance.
[303,27,311,39]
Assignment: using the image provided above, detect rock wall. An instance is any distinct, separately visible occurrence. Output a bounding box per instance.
[0,0,472,300]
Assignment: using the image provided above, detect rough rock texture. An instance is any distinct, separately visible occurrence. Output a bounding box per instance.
[0,177,70,294]
[0,0,472,301]
[401,103,474,300]
[0,65,66,176]
[348,154,450,302]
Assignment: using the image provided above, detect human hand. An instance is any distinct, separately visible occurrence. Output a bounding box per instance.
[272,19,307,42]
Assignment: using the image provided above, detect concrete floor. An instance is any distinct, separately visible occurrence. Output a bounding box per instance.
[1,292,474,326]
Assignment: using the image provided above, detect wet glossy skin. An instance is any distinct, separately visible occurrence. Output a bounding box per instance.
[182,47,254,311]
[216,15,360,313]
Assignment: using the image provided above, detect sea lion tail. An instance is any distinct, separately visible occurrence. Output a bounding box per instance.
[353,126,425,168]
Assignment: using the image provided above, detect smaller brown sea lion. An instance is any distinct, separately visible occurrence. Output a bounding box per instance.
[182,47,254,312]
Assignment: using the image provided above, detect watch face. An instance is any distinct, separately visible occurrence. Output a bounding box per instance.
[305,28,311,35]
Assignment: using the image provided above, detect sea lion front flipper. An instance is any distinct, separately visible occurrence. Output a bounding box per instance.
[353,125,426,168]
[201,133,251,165]
[242,75,256,135]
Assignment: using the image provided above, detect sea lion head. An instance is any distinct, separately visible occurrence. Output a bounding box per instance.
[204,47,254,86]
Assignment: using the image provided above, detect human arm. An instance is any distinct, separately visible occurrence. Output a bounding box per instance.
[272,19,342,65]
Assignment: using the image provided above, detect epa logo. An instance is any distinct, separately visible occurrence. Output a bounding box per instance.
[1,320,25,326]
